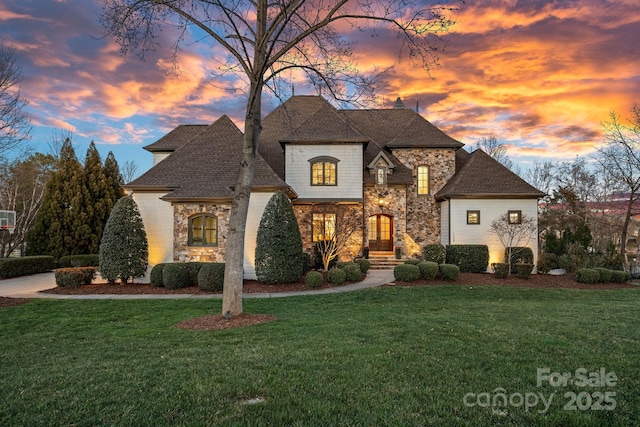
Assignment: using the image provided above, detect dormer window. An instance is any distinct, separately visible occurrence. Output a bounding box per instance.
[310,156,339,186]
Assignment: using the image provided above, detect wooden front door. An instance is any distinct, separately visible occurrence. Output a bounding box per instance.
[368,214,393,251]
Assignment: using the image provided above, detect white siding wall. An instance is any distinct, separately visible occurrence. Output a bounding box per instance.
[285,144,363,199]
[153,152,171,166]
[243,192,275,280]
[440,200,450,245]
[448,198,539,272]
[132,192,174,266]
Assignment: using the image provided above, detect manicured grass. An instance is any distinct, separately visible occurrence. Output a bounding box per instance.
[1,285,639,426]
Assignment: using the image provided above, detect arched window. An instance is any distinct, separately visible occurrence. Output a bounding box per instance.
[309,156,339,186]
[189,214,218,246]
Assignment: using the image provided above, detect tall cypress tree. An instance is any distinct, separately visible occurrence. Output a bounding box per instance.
[104,152,124,203]
[26,138,90,258]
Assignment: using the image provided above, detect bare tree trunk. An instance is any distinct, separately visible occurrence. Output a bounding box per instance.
[619,190,637,266]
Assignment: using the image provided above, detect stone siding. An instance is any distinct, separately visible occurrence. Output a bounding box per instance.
[174,204,231,262]
[391,148,457,250]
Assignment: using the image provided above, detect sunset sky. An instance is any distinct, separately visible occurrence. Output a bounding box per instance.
[1,0,639,176]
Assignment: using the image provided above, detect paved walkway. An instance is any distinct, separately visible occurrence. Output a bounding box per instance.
[0,269,396,300]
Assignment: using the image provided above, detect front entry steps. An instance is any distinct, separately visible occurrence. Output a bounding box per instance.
[366,252,406,270]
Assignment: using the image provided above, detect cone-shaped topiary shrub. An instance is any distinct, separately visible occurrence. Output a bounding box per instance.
[99,196,148,284]
[255,191,303,284]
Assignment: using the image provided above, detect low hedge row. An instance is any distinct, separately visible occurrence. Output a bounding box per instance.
[445,245,489,273]
[54,267,97,288]
[399,260,459,281]
[0,256,56,279]
[576,268,630,284]
[150,262,226,291]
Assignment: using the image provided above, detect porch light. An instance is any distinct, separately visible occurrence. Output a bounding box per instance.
[378,197,385,207]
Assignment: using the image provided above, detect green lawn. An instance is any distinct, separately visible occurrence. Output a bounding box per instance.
[1,285,638,426]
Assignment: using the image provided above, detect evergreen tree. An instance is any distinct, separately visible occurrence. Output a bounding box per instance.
[255,191,303,284]
[26,139,90,258]
[99,196,148,284]
[104,152,124,202]
[84,142,121,254]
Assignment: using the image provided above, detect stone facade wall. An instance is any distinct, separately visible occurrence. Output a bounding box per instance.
[293,203,364,262]
[390,148,457,250]
[174,203,231,262]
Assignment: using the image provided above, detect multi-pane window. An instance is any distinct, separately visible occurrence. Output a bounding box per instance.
[417,165,430,195]
[310,158,338,186]
[508,210,522,224]
[312,213,336,242]
[189,214,218,246]
[467,210,480,225]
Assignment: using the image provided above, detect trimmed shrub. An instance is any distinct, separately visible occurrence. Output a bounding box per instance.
[404,259,421,265]
[394,264,420,282]
[446,245,489,273]
[255,191,303,283]
[0,256,56,279]
[417,261,439,280]
[305,271,324,288]
[197,263,225,292]
[576,268,600,284]
[423,244,446,264]
[515,263,534,279]
[610,270,630,283]
[327,268,347,285]
[186,262,205,286]
[149,263,167,287]
[57,254,99,268]
[54,268,86,288]
[356,258,371,274]
[538,253,559,274]
[162,263,191,290]
[558,254,574,273]
[594,268,612,283]
[507,247,534,273]
[493,263,509,278]
[439,264,460,281]
[341,262,362,282]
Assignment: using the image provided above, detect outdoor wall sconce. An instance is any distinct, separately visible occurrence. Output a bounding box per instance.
[378,197,385,207]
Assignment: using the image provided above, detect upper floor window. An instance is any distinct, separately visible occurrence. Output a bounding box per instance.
[189,214,218,246]
[310,156,338,186]
[375,166,387,186]
[417,165,430,195]
[312,213,336,242]
[508,210,522,224]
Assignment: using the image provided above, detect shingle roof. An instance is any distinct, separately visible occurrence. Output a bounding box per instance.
[143,124,208,152]
[435,149,546,200]
[127,116,289,200]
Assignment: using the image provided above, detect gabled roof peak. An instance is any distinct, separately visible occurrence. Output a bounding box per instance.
[393,97,406,109]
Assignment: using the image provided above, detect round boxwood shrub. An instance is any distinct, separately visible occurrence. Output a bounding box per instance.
[576,268,600,284]
[305,271,324,288]
[610,270,630,283]
[594,267,612,283]
[394,264,421,282]
[149,263,167,287]
[515,263,534,279]
[404,259,421,265]
[197,263,225,291]
[439,264,460,281]
[162,263,191,289]
[356,258,371,273]
[341,263,362,282]
[417,261,439,280]
[327,268,347,285]
[423,244,446,264]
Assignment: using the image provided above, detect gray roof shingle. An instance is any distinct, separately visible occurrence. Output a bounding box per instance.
[128,115,288,201]
[435,149,545,200]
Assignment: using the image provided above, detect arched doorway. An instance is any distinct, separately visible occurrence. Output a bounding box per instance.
[368,214,393,251]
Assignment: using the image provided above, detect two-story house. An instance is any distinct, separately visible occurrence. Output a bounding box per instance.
[126,95,544,278]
